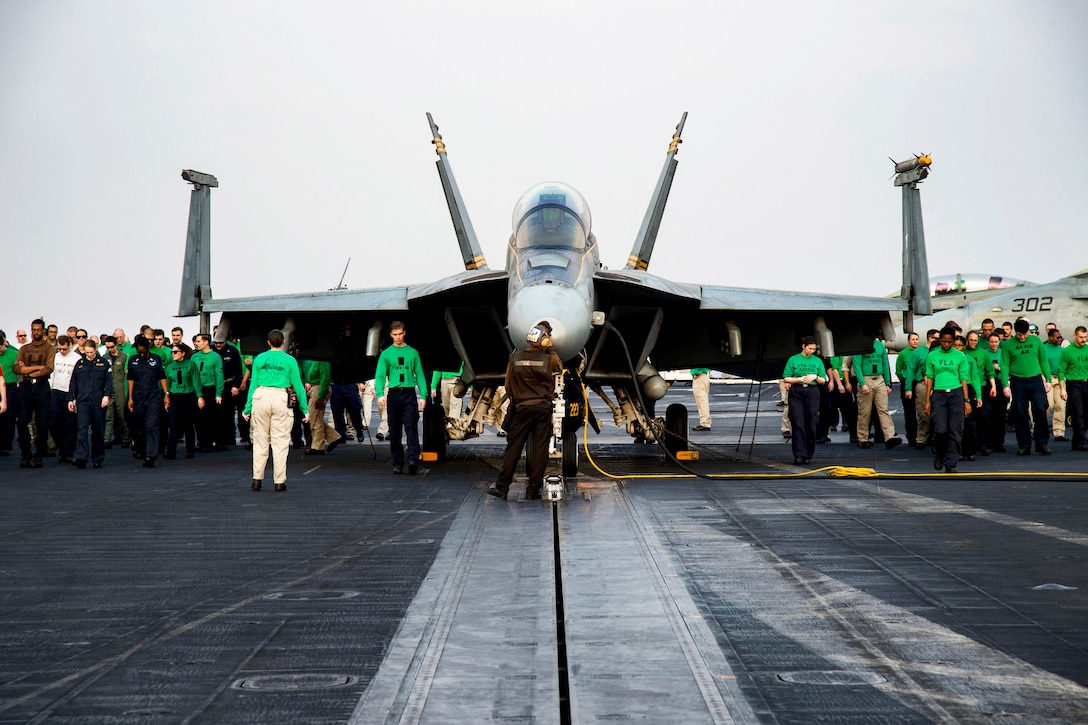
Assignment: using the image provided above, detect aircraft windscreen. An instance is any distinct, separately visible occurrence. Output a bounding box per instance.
[511,182,591,250]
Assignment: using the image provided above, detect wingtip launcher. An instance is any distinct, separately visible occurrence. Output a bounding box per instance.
[624,112,687,271]
[427,113,489,271]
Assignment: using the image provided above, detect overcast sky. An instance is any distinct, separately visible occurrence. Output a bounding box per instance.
[2,0,1086,341]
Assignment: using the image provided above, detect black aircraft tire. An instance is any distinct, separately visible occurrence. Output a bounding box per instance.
[562,427,578,478]
[664,403,688,457]
[422,404,447,461]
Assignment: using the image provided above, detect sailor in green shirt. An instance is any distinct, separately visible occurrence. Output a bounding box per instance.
[904,329,939,448]
[191,333,225,452]
[924,327,971,473]
[1058,325,1088,450]
[690,367,711,431]
[999,319,1052,455]
[0,333,17,454]
[375,321,428,475]
[1043,328,1067,441]
[852,337,902,450]
[782,336,826,465]
[164,342,202,459]
[894,332,920,446]
[303,359,342,454]
[242,329,308,492]
[962,330,998,457]
[430,363,465,423]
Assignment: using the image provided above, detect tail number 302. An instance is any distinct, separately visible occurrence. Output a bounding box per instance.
[1011,296,1053,313]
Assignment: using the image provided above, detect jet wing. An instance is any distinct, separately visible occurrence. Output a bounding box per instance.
[590,269,906,381]
[203,269,509,381]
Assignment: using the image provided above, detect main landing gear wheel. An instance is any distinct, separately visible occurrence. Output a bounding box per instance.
[664,403,688,457]
[524,429,536,477]
[422,403,447,461]
[562,427,578,478]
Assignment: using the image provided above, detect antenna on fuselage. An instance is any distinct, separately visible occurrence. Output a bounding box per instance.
[427,113,489,271]
[624,112,687,271]
[331,257,351,290]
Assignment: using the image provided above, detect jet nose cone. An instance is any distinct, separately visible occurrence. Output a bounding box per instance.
[508,284,592,362]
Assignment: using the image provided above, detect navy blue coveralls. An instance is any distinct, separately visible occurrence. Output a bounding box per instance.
[216,342,246,446]
[127,353,166,462]
[69,354,113,465]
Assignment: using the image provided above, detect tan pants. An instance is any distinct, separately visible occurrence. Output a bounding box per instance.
[363,380,389,436]
[307,387,341,450]
[856,376,895,443]
[251,386,292,484]
[692,373,711,428]
[779,380,791,433]
[914,381,931,444]
[439,377,461,422]
[1050,375,1066,437]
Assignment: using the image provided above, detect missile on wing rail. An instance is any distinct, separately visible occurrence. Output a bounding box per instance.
[892,154,931,187]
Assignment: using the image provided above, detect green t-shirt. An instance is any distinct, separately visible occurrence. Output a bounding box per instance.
[999,335,1048,387]
[925,346,969,391]
[1058,343,1088,382]
[1043,342,1063,376]
[782,353,824,383]
[191,350,225,397]
[303,360,332,398]
[375,344,428,398]
[906,343,932,387]
[244,349,308,416]
[165,358,202,394]
[853,339,891,386]
[0,345,17,384]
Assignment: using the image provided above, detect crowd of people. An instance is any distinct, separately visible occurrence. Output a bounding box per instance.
[5,312,1085,486]
[0,321,395,480]
[780,317,1088,471]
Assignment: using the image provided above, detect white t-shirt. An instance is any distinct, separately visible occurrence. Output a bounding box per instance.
[51,350,81,392]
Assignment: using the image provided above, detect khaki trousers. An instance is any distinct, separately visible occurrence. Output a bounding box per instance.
[914,381,931,444]
[779,380,791,433]
[1049,375,1066,437]
[307,387,341,450]
[251,387,292,484]
[692,373,711,428]
[856,376,896,443]
[439,377,461,422]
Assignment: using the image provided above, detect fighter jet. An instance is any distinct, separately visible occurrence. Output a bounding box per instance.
[179,114,906,474]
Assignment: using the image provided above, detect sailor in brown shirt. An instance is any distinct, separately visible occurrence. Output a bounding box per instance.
[488,321,563,500]
[13,319,55,468]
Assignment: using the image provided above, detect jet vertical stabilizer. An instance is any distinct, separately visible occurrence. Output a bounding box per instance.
[428,113,489,271]
[178,169,218,332]
[893,155,933,327]
[624,113,687,271]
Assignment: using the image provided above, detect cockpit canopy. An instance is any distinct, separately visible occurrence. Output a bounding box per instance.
[511,182,592,250]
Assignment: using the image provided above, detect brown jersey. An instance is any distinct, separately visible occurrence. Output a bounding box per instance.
[14,339,55,380]
[504,347,562,406]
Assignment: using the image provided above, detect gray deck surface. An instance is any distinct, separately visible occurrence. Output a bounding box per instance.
[2,382,1087,723]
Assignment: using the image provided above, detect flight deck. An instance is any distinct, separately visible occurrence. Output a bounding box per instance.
[2,383,1087,723]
